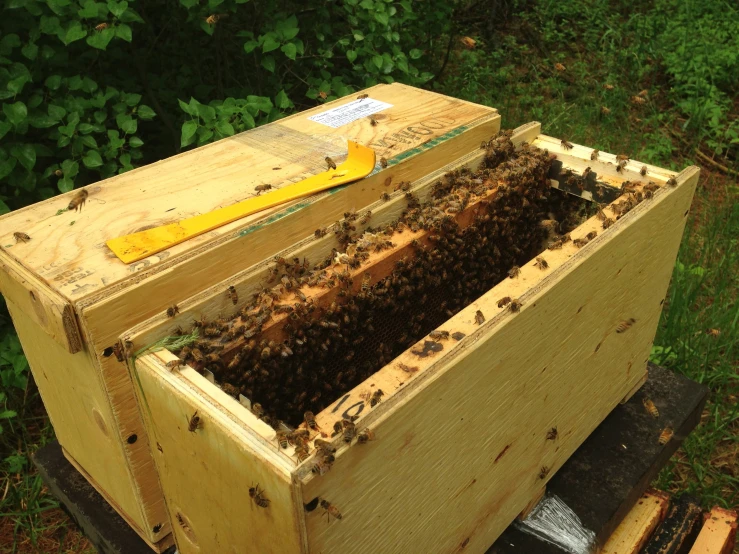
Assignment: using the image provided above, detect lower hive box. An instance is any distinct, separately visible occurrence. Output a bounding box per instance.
[126,122,698,553]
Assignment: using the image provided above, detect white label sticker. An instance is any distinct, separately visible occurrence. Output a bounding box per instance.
[308,98,393,128]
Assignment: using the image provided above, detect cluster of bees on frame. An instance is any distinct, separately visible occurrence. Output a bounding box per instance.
[168,131,596,473]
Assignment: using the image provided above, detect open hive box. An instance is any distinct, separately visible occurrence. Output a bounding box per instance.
[0,84,499,550]
[127,122,699,554]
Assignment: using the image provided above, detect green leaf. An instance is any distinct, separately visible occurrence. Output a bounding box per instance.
[359,0,373,8]
[62,159,80,177]
[62,21,87,45]
[107,0,128,17]
[275,89,290,109]
[129,136,144,148]
[45,75,62,90]
[241,111,255,129]
[28,114,59,128]
[409,48,422,59]
[7,75,29,95]
[21,43,38,60]
[115,24,132,42]
[119,7,144,23]
[83,150,103,168]
[40,16,61,35]
[0,199,9,215]
[281,42,297,60]
[80,135,98,148]
[374,12,389,25]
[78,0,100,18]
[3,101,27,126]
[12,144,36,171]
[121,119,136,134]
[372,55,383,69]
[180,0,198,7]
[78,123,94,134]
[197,126,213,144]
[261,55,275,73]
[0,121,11,140]
[58,176,74,193]
[353,31,364,41]
[181,120,198,147]
[48,104,66,120]
[0,34,20,51]
[215,120,234,137]
[262,35,280,53]
[346,49,357,63]
[0,158,16,181]
[243,40,259,54]
[137,104,156,119]
[86,27,115,50]
[124,93,141,106]
[196,103,216,122]
[178,98,199,116]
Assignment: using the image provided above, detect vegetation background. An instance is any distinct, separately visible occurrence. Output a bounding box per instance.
[0,0,736,551]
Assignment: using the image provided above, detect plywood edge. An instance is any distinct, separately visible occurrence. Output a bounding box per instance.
[123,120,540,353]
[0,253,82,353]
[601,490,670,554]
[690,507,738,554]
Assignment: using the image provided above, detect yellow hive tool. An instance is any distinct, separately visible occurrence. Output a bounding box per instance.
[107,140,376,264]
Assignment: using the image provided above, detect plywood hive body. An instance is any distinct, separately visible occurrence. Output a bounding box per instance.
[0,84,499,548]
[129,122,699,553]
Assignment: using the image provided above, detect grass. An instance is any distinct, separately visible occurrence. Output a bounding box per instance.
[1,0,738,551]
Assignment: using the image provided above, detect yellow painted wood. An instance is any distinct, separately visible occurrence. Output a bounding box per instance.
[107,141,376,263]
[601,491,669,554]
[130,131,698,554]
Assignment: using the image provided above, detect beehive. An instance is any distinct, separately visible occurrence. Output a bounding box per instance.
[0,84,499,549]
[127,121,699,553]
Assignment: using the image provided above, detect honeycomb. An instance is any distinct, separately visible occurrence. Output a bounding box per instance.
[172,134,594,428]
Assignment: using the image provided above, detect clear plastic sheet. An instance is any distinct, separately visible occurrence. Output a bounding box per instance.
[514,493,597,554]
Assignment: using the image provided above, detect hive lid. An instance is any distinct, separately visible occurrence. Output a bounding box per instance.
[0,83,497,304]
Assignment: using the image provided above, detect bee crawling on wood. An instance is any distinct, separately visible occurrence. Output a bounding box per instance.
[590,149,599,161]
[602,217,615,229]
[370,389,384,407]
[166,359,186,371]
[380,157,388,169]
[249,483,270,508]
[640,165,648,176]
[475,309,485,325]
[497,296,512,308]
[166,305,180,318]
[314,438,337,454]
[560,139,574,150]
[320,499,342,521]
[508,266,521,279]
[658,427,673,445]
[342,418,356,443]
[325,157,337,170]
[68,189,88,212]
[368,115,378,126]
[187,410,203,432]
[331,420,343,438]
[380,192,390,202]
[13,232,31,243]
[357,428,376,444]
[509,299,522,313]
[539,466,550,479]
[616,160,628,174]
[546,427,558,440]
[315,227,328,239]
[643,398,659,418]
[254,184,273,195]
[398,363,419,373]
[616,318,636,333]
[304,411,319,431]
[666,177,677,187]
[429,330,450,341]
[357,93,369,101]
[226,285,238,305]
[573,237,589,248]
[534,256,549,270]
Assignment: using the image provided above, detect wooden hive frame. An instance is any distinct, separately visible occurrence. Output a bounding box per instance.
[127,122,699,554]
[0,84,500,549]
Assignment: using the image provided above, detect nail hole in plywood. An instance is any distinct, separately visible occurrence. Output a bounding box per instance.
[304,497,320,512]
[92,408,108,437]
[152,523,162,533]
[126,434,138,444]
[176,512,198,546]
[102,346,114,357]
[29,290,36,301]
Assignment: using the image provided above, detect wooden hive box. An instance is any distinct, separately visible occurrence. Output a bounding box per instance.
[0,84,499,550]
[127,122,699,553]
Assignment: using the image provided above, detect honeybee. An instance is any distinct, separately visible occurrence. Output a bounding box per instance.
[603,83,615,90]
[166,305,180,318]
[294,444,311,463]
[325,157,337,170]
[538,466,550,479]
[314,438,336,453]
[13,232,30,243]
[706,328,721,337]
[585,231,597,241]
[429,330,449,341]
[358,428,376,443]
[368,115,378,126]
[643,398,659,418]
[311,458,332,475]
[554,62,566,72]
[68,189,88,211]
[111,343,125,362]
[315,227,328,239]
[320,499,343,521]
[573,238,589,248]
[546,427,558,440]
[275,430,289,449]
[509,299,522,313]
[342,419,356,443]
[226,285,238,305]
[357,93,369,100]
[332,421,343,437]
[205,14,221,25]
[658,427,673,445]
[560,139,573,150]
[616,160,627,173]
[187,410,203,432]
[602,217,615,229]
[359,211,372,225]
[95,22,109,31]
[616,154,630,163]
[254,184,273,194]
[590,150,599,161]
[601,106,611,115]
[380,157,388,169]
[370,389,384,407]
[249,484,270,508]
[582,167,592,179]
[497,297,511,308]
[640,165,648,176]
[475,309,485,325]
[304,411,319,431]
[252,403,264,418]
[534,256,548,270]
[380,192,390,202]
[508,266,520,279]
[398,363,419,373]
[616,318,636,333]
[631,95,646,105]
[666,177,677,187]
[166,359,185,371]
